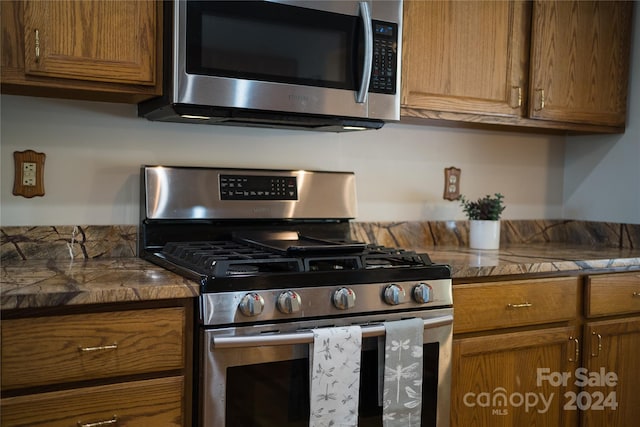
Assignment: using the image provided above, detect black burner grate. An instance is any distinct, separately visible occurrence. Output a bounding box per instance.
[162,241,304,277]
[160,241,432,277]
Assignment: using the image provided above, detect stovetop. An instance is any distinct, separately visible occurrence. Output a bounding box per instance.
[148,239,451,293]
[162,240,433,275]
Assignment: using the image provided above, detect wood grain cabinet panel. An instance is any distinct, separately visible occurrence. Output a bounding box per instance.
[453,277,579,334]
[22,0,156,85]
[452,326,579,427]
[0,376,184,427]
[1,307,185,390]
[586,271,640,317]
[402,0,530,118]
[529,0,633,127]
[1,0,162,102]
[581,317,640,427]
[401,0,633,133]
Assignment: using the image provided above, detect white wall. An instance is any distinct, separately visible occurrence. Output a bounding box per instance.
[563,5,640,225]
[0,94,565,226]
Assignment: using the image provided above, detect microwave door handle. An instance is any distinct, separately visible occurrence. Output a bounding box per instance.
[211,314,453,349]
[356,1,373,104]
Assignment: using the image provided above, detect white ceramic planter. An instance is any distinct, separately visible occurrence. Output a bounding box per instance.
[469,220,501,250]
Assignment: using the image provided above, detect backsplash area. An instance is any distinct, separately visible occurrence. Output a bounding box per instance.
[2,221,638,262]
[350,220,640,250]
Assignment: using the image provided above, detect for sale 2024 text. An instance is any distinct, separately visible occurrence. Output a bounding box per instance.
[463,367,619,415]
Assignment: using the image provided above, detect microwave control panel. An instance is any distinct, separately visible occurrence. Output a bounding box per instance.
[370,21,398,95]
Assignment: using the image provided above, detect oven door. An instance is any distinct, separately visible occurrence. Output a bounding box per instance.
[199,308,452,427]
[175,0,401,121]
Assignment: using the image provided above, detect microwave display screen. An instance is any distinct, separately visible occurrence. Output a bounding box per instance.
[375,23,395,37]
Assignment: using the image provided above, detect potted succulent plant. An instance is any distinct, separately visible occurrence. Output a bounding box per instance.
[458,193,505,250]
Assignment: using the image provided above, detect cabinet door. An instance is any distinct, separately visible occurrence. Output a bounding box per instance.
[402,0,530,117]
[452,326,579,427]
[529,1,632,127]
[22,0,156,85]
[581,317,640,427]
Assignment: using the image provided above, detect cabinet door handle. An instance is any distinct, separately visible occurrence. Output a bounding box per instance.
[568,337,580,362]
[633,292,640,297]
[34,29,40,63]
[590,332,602,357]
[534,89,545,111]
[506,302,532,309]
[77,415,118,427]
[78,343,118,353]
[511,86,522,108]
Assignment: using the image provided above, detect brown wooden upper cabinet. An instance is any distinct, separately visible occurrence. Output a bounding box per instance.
[402,1,530,119]
[401,0,633,133]
[1,0,162,103]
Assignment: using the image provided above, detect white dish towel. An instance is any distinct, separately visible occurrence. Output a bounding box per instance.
[309,325,362,427]
[383,318,424,427]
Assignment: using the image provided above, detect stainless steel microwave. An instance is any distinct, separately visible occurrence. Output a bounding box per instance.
[138,0,403,131]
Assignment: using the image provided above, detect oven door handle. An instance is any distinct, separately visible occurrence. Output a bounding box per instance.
[211,314,453,349]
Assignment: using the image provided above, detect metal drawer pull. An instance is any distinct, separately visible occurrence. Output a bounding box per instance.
[591,332,602,357]
[633,292,640,297]
[568,337,580,362]
[211,315,453,349]
[506,302,533,309]
[77,415,118,427]
[78,343,118,353]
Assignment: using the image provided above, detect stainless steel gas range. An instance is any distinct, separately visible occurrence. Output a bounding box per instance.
[139,166,453,427]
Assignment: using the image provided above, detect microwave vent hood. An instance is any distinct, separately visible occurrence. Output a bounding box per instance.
[138,101,385,132]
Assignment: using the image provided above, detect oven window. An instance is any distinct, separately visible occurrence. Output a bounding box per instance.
[225,342,439,426]
[186,1,362,90]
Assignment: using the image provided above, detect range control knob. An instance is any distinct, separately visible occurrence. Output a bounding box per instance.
[383,284,406,305]
[238,292,264,317]
[277,290,302,314]
[413,283,432,304]
[333,287,356,310]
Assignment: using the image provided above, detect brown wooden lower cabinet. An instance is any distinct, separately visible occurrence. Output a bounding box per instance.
[451,272,640,427]
[451,326,579,427]
[0,376,184,427]
[0,300,193,427]
[581,317,640,427]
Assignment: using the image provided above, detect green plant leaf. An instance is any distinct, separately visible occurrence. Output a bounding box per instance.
[458,193,505,220]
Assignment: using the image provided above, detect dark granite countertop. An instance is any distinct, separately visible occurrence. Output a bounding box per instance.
[423,243,640,281]
[1,258,199,310]
[2,243,639,310]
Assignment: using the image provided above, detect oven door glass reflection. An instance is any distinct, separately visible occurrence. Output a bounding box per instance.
[225,340,439,427]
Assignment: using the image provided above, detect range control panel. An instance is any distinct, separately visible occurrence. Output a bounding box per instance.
[220,174,298,200]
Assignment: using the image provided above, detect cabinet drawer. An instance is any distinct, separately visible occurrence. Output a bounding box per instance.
[0,376,184,427]
[1,308,185,390]
[586,272,640,317]
[453,277,579,333]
